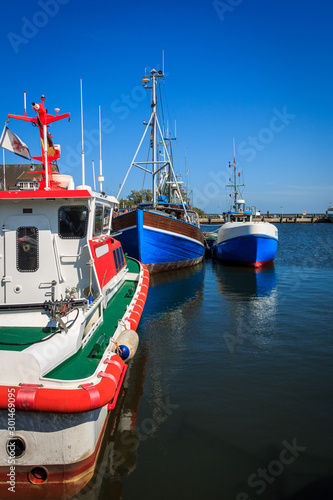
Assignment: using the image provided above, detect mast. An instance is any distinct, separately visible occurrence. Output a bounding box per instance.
[8,96,70,190]
[226,139,244,210]
[92,159,96,191]
[151,69,158,208]
[98,105,104,193]
[185,148,188,204]
[118,68,190,221]
[80,79,85,186]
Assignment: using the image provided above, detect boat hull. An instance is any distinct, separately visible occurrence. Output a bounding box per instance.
[0,406,108,497]
[214,222,278,267]
[113,209,205,273]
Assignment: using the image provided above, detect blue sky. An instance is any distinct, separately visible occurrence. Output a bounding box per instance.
[1,0,332,213]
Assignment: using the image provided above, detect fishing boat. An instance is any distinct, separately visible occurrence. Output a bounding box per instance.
[112,68,205,274]
[327,203,333,222]
[0,95,149,494]
[203,230,218,256]
[214,151,278,267]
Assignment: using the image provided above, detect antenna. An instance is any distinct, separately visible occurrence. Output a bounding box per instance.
[80,78,85,186]
[2,149,6,191]
[92,160,96,191]
[175,119,177,139]
[24,91,27,117]
[162,49,165,76]
[98,105,104,193]
[233,137,236,165]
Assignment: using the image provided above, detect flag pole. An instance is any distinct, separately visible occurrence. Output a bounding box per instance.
[44,123,50,190]
[80,79,85,187]
[2,149,6,191]
[98,105,104,193]
[92,160,96,191]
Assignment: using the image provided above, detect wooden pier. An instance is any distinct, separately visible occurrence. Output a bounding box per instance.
[200,215,328,224]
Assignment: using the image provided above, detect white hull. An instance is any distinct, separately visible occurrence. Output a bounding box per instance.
[216,221,278,245]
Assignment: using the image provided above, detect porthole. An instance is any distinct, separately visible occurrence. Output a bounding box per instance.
[6,437,26,458]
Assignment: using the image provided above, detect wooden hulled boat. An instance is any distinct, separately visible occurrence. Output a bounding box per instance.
[113,68,205,273]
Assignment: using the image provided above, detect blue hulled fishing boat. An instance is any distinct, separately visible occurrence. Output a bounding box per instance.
[214,150,278,267]
[113,69,205,273]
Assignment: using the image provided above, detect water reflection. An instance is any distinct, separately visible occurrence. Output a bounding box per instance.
[138,262,205,436]
[72,264,206,499]
[212,262,278,353]
[72,347,149,500]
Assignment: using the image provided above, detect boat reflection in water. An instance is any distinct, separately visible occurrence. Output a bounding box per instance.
[72,347,149,500]
[73,263,205,500]
[212,261,278,353]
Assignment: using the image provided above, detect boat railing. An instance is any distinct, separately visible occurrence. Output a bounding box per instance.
[59,244,88,260]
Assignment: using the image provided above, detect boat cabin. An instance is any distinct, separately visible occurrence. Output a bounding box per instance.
[0,187,124,307]
[226,199,253,223]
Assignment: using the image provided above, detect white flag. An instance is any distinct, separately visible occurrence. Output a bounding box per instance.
[0,125,30,160]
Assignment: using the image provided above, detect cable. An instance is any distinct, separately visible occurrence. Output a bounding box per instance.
[0,308,80,346]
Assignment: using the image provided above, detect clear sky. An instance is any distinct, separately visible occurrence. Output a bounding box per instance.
[1,0,332,214]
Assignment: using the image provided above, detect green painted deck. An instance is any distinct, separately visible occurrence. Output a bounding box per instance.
[0,326,55,351]
[0,258,141,380]
[46,258,140,381]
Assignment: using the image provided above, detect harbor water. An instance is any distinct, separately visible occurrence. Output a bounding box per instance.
[76,223,333,500]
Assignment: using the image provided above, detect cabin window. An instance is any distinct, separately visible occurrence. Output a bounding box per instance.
[17,227,38,272]
[113,247,125,273]
[58,206,88,239]
[94,205,104,236]
[118,246,125,268]
[103,207,111,233]
[113,248,120,272]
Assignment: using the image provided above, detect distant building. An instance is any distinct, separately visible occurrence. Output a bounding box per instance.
[0,164,58,190]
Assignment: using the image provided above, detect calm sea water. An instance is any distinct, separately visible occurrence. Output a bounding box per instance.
[76,223,333,500]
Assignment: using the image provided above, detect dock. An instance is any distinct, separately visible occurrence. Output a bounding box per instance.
[199,215,328,224]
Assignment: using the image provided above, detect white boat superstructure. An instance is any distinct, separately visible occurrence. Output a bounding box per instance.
[0,95,149,494]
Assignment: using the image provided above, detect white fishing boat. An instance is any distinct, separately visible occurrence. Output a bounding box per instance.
[327,203,333,222]
[214,148,278,267]
[0,94,149,494]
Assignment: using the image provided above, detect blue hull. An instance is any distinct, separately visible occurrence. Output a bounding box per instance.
[114,210,205,273]
[215,234,278,267]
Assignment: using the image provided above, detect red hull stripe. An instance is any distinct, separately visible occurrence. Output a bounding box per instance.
[0,355,125,413]
[124,262,149,331]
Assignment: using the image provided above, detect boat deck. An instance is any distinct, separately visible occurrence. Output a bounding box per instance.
[0,325,56,352]
[0,258,140,381]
